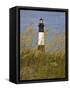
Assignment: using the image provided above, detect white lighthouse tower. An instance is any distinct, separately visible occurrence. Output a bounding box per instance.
[38,18,45,51]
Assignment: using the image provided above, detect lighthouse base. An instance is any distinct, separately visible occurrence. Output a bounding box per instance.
[38,45,45,52]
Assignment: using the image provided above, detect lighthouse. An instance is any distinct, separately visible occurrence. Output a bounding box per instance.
[38,18,45,52]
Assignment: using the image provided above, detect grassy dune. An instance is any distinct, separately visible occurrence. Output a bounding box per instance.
[20,48,65,80]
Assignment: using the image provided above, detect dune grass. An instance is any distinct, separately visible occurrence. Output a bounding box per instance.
[20,48,65,80]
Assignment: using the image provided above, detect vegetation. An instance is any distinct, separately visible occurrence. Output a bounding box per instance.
[20,48,65,80]
[20,25,65,80]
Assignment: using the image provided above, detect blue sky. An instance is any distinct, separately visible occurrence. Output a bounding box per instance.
[20,10,65,33]
[20,10,65,48]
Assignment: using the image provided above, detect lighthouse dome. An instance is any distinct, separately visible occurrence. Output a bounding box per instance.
[39,18,43,23]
